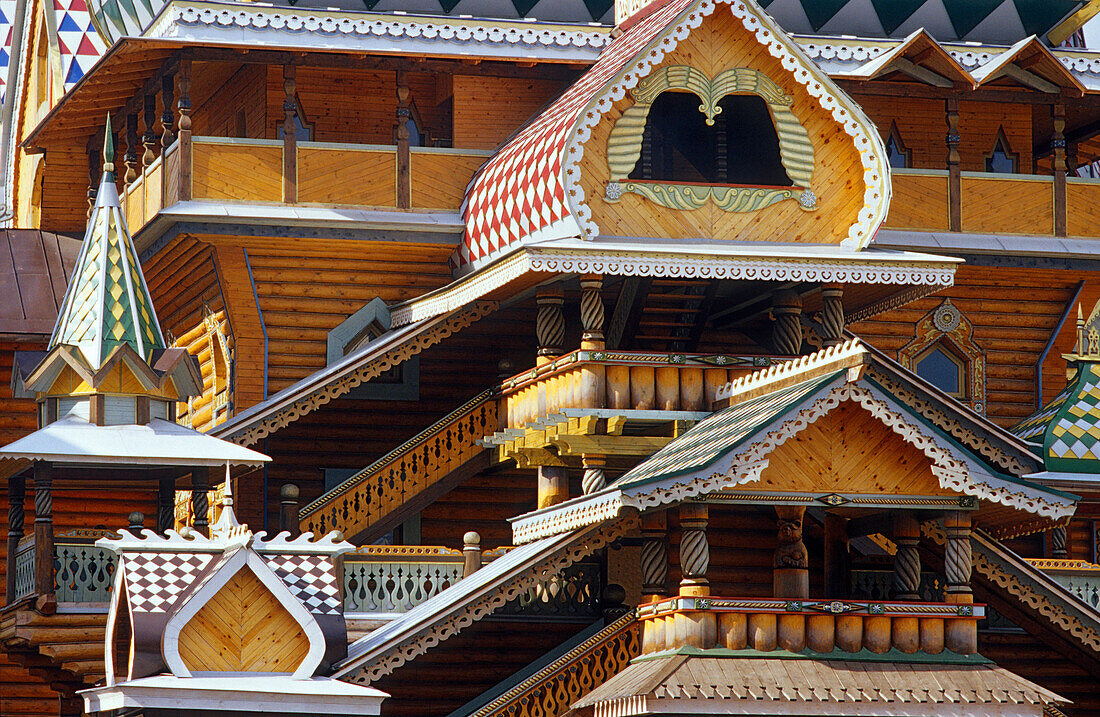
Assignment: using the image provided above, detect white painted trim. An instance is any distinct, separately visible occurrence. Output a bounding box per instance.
[162,549,327,679]
[103,566,126,686]
[298,140,398,153]
[409,146,494,157]
[959,171,1053,182]
[191,136,282,148]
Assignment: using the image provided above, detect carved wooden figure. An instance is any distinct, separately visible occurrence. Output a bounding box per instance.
[773,505,808,599]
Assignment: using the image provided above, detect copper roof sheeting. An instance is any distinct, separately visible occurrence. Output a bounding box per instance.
[568,655,1066,714]
[0,230,80,336]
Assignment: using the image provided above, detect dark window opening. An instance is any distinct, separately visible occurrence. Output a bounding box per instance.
[885,124,910,169]
[629,91,793,187]
[915,344,965,398]
[985,129,1018,174]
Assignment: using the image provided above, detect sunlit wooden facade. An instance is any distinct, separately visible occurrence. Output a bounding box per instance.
[2,0,1100,715]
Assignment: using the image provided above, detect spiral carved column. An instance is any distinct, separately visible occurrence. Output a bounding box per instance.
[677,502,715,649]
[191,471,210,538]
[157,478,175,535]
[944,511,972,603]
[581,454,606,495]
[640,511,669,601]
[820,284,844,348]
[6,475,25,605]
[580,274,605,350]
[33,462,54,601]
[536,285,565,364]
[771,290,803,356]
[1051,524,1067,559]
[893,514,921,600]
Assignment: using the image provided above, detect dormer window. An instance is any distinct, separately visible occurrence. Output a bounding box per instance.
[604,66,816,213]
[985,129,1018,174]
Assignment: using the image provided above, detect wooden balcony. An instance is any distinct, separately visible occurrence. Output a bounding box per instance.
[638,595,983,656]
[119,136,493,235]
[1025,558,1100,609]
[885,168,1100,238]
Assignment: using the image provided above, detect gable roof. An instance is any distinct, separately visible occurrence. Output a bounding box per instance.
[455,0,891,273]
[0,230,81,336]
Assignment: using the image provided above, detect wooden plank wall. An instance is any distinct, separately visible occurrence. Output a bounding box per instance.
[191,141,282,203]
[38,148,90,235]
[851,265,1082,427]
[452,75,565,150]
[297,148,397,206]
[209,245,267,412]
[191,63,268,139]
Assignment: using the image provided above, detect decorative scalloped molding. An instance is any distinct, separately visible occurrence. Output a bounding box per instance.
[563,0,891,249]
[252,530,354,556]
[847,285,948,325]
[339,515,637,684]
[713,337,864,402]
[228,302,496,446]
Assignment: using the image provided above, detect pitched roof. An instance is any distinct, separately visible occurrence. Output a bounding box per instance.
[568,654,1065,713]
[0,230,81,336]
[51,131,165,369]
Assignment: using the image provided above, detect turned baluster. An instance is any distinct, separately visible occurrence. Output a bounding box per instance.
[177,60,193,202]
[33,462,54,606]
[282,64,298,203]
[142,93,157,170]
[124,113,139,187]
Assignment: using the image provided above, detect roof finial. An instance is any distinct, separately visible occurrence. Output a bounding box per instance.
[103,113,115,180]
[210,461,242,538]
[1077,304,1086,356]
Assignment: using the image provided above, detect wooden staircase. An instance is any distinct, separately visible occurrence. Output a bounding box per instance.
[630,279,714,351]
[299,390,497,542]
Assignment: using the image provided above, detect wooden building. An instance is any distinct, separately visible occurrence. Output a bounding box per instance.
[1,0,1100,715]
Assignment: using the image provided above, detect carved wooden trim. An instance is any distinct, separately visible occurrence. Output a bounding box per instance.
[898,299,986,415]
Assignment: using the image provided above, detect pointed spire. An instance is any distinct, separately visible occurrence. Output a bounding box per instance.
[211,461,242,539]
[49,114,166,369]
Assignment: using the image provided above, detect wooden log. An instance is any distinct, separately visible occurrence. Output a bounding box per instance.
[836,615,863,652]
[777,614,806,653]
[537,466,568,509]
[579,364,605,410]
[806,614,834,653]
[676,610,716,649]
[655,367,679,411]
[631,366,655,410]
[606,365,630,409]
[945,618,977,655]
[891,616,920,654]
[704,368,727,408]
[747,612,777,652]
[718,611,747,650]
[864,616,891,654]
[680,367,704,411]
[642,618,661,654]
[919,617,944,654]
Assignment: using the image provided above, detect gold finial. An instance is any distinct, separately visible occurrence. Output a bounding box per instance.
[103,113,116,177]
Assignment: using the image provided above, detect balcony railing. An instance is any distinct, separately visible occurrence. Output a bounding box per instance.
[12,530,117,604]
[119,136,492,236]
[1026,558,1100,608]
[637,595,983,656]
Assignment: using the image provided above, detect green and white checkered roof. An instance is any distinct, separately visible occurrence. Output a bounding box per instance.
[616,372,842,490]
[50,157,164,370]
[1012,361,1100,473]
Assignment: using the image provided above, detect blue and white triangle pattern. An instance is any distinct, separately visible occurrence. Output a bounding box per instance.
[0,0,16,104]
[54,0,105,91]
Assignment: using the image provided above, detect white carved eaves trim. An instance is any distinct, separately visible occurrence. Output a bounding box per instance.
[230,302,496,446]
[339,515,637,684]
[392,256,527,326]
[153,3,610,60]
[714,337,865,402]
[563,0,892,249]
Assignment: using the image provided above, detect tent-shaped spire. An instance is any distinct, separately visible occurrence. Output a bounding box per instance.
[50,115,165,370]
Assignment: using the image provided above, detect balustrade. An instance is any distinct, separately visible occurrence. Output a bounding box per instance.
[11,530,117,604]
[850,569,946,602]
[1026,558,1100,608]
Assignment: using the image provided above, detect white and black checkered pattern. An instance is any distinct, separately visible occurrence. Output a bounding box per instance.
[264,554,342,615]
[123,552,213,613]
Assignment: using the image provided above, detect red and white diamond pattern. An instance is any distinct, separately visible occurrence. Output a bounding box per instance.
[55,0,106,90]
[456,0,693,272]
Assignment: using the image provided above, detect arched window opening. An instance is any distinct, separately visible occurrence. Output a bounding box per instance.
[629,91,793,187]
[914,342,966,398]
[985,128,1018,174]
[885,123,910,169]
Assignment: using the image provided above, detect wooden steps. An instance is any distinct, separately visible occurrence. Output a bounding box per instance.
[631,279,714,351]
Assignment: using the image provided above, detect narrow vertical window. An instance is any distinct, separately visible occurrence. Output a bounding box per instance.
[885,123,910,169]
[985,128,1018,174]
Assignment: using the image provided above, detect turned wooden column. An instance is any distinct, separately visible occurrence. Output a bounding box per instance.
[893,513,921,600]
[161,75,175,150]
[823,513,848,598]
[945,98,961,232]
[771,291,802,355]
[462,531,482,577]
[641,511,668,602]
[33,462,54,602]
[279,483,300,537]
[580,275,606,350]
[537,466,568,509]
[395,70,411,209]
[282,64,298,204]
[1051,524,1068,559]
[142,93,157,170]
[535,284,565,365]
[191,470,210,537]
[157,478,174,534]
[177,60,193,202]
[820,284,844,348]
[773,506,808,599]
[944,511,972,603]
[124,112,139,187]
[1053,102,1067,238]
[581,454,606,495]
[6,475,25,604]
[677,502,715,648]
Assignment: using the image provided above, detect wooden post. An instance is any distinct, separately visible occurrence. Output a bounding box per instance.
[86,142,100,219]
[893,513,921,600]
[33,462,54,605]
[535,285,565,365]
[279,483,300,537]
[462,531,482,577]
[823,513,848,599]
[677,502,714,649]
[157,478,174,535]
[773,506,808,599]
[1051,524,1068,559]
[820,284,844,348]
[191,470,209,537]
[944,511,972,603]
[1053,102,1067,238]
[124,112,139,186]
[640,511,668,603]
[6,475,24,605]
[282,64,298,204]
[581,454,606,495]
[142,93,157,170]
[537,466,568,509]
[177,60,193,202]
[395,70,411,209]
[161,75,175,149]
[771,290,802,356]
[946,98,961,232]
[579,275,606,414]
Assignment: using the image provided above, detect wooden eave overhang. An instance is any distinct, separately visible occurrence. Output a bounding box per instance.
[837,29,974,89]
[970,36,1086,97]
